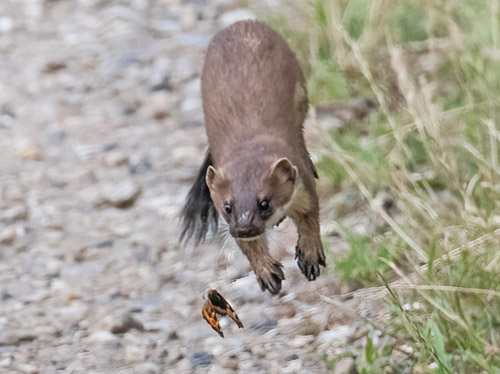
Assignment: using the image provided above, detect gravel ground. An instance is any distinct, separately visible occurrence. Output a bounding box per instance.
[0,1,374,373]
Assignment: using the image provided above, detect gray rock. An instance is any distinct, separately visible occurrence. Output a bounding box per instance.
[0,331,19,346]
[289,335,315,348]
[250,314,277,334]
[333,357,357,374]
[110,314,144,334]
[19,364,39,374]
[221,356,239,371]
[192,351,214,367]
[88,331,117,343]
[105,151,129,167]
[134,362,160,374]
[3,205,28,221]
[218,9,256,28]
[0,17,14,33]
[0,226,16,244]
[100,181,142,208]
[316,326,355,353]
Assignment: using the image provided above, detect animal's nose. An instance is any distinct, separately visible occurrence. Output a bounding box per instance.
[235,226,256,238]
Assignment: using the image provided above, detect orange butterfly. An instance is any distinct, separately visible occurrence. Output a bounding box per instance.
[202,289,243,338]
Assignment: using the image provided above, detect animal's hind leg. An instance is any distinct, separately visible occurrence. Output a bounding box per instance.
[236,236,284,294]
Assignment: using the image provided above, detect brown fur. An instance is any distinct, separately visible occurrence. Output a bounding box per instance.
[201,20,325,294]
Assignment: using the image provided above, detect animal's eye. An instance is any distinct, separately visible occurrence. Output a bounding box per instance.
[258,199,270,212]
[224,203,232,215]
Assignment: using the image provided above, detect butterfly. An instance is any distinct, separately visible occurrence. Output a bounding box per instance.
[202,289,243,338]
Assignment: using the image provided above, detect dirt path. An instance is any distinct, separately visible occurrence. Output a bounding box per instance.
[0,1,363,373]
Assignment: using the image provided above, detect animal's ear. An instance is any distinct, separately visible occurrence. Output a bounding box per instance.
[269,158,297,186]
[206,165,221,191]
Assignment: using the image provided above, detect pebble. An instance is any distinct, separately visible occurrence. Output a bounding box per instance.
[316,326,355,353]
[99,181,142,208]
[0,17,14,33]
[19,364,39,374]
[146,91,176,120]
[0,331,19,346]
[333,357,356,374]
[220,356,239,371]
[250,314,277,334]
[289,335,315,348]
[192,351,214,368]
[0,356,13,367]
[0,226,16,244]
[218,9,256,28]
[110,313,144,334]
[105,151,129,167]
[88,331,118,343]
[128,159,152,175]
[3,205,28,221]
[134,362,160,374]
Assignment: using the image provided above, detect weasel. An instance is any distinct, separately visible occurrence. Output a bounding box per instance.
[181,20,325,294]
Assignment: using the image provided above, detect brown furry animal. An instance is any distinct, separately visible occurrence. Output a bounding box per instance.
[181,20,325,294]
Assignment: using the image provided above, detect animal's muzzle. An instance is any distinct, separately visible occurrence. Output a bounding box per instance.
[231,226,262,239]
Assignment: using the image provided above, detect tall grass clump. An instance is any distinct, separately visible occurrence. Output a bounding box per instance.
[268,0,500,372]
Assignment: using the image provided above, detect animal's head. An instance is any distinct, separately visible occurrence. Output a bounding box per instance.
[206,157,297,240]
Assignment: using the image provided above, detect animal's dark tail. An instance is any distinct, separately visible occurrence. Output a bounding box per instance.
[180,152,219,245]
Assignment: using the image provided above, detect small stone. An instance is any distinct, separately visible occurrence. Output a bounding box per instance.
[285,354,299,362]
[192,351,213,368]
[18,332,37,342]
[103,142,119,152]
[221,356,239,371]
[14,138,42,160]
[218,9,256,28]
[19,364,39,374]
[3,205,28,221]
[0,17,14,33]
[0,331,19,346]
[0,356,12,367]
[110,314,144,334]
[143,320,171,333]
[47,131,66,145]
[88,331,117,343]
[105,151,129,167]
[125,342,149,364]
[43,60,67,73]
[100,181,141,208]
[333,357,356,374]
[290,335,315,348]
[316,326,355,353]
[250,314,277,334]
[147,92,175,120]
[169,345,183,362]
[96,239,113,248]
[134,362,160,374]
[129,159,152,175]
[0,226,16,244]
[149,73,172,92]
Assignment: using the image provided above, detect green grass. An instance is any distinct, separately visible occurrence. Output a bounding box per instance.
[268,0,500,372]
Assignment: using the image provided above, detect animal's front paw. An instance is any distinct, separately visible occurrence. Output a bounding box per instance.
[295,237,326,281]
[254,259,285,295]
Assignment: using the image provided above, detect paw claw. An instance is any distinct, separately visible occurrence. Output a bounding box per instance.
[295,242,325,282]
[255,261,284,295]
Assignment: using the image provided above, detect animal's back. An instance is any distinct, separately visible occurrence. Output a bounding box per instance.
[201,20,308,165]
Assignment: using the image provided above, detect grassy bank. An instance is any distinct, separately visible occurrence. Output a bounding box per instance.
[268,0,500,372]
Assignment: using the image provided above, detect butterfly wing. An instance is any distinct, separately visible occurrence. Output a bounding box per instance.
[207,289,244,329]
[202,300,224,338]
